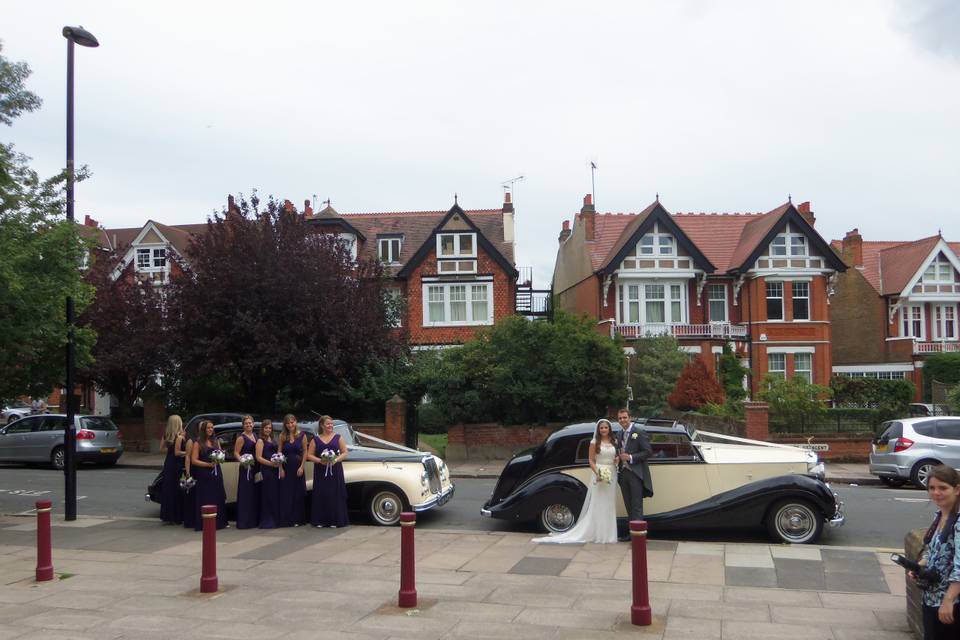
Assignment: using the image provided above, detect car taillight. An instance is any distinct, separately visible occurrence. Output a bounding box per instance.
[76,430,95,440]
[894,438,914,452]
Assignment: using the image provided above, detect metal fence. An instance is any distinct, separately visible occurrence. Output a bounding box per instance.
[770,415,877,434]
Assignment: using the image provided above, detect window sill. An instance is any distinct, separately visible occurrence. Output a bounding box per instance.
[423,322,493,328]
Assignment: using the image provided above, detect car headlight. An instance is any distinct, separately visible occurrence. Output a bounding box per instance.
[421,470,430,486]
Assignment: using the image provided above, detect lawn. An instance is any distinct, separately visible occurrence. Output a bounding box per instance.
[419,433,447,459]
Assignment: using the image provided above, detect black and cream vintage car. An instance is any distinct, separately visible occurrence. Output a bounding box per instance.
[147,419,454,526]
[481,420,845,544]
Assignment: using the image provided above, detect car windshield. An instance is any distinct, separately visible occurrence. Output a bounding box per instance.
[80,417,118,431]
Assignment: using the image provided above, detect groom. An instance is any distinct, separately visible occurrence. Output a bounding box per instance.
[616,408,653,541]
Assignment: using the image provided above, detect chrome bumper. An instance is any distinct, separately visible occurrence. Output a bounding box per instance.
[829,493,846,528]
[412,483,455,512]
[480,507,492,518]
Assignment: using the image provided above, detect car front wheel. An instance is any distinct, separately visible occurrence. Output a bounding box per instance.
[911,460,939,488]
[766,499,824,544]
[539,501,577,533]
[51,446,65,471]
[367,487,406,526]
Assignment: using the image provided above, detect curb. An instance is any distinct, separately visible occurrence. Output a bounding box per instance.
[827,476,883,486]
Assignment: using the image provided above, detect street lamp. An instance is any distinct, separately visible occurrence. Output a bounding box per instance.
[62,25,98,522]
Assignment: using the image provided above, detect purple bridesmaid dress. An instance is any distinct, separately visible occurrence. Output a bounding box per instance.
[160,439,183,524]
[278,435,306,526]
[235,434,259,529]
[310,434,349,527]
[259,439,281,529]
[182,439,196,530]
[193,443,227,531]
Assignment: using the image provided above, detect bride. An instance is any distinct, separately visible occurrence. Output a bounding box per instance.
[533,419,619,544]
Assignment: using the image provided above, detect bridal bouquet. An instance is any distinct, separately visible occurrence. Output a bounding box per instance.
[597,467,613,485]
[210,449,226,476]
[320,449,337,476]
[239,453,255,480]
[270,453,286,466]
[179,473,196,491]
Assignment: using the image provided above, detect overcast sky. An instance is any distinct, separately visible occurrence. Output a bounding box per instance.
[5,1,960,286]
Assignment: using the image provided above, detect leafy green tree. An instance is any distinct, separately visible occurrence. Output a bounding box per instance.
[759,375,832,429]
[627,335,688,415]
[0,41,94,400]
[717,343,748,403]
[947,384,960,415]
[923,353,960,400]
[423,312,627,424]
[829,376,914,423]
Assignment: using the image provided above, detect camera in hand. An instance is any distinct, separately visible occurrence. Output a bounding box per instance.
[891,553,940,584]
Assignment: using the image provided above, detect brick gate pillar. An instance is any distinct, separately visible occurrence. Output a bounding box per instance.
[385,395,407,445]
[743,401,769,441]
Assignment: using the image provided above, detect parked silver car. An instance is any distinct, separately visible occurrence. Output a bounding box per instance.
[869,417,960,487]
[1,402,31,426]
[0,414,124,469]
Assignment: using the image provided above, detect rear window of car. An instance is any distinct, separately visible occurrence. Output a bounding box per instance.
[80,417,118,431]
[649,433,700,461]
[911,420,938,437]
[879,421,902,440]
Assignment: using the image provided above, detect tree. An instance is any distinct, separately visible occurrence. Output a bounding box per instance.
[165,193,405,414]
[0,41,94,400]
[667,357,725,411]
[829,376,914,423]
[628,336,688,415]
[947,384,960,415]
[923,353,960,401]
[759,375,832,429]
[78,249,171,415]
[422,312,627,424]
[717,343,749,404]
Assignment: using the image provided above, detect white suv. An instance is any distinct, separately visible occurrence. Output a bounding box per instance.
[869,417,960,487]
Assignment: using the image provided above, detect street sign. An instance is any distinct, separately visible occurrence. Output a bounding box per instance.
[797,443,830,452]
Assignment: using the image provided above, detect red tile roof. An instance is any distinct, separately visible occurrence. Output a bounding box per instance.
[831,235,960,295]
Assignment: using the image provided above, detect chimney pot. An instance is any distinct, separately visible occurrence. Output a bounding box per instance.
[303,199,313,217]
[841,227,863,267]
[505,192,512,204]
[558,219,572,244]
[796,201,815,227]
[579,195,596,241]
[584,194,593,206]
[562,220,570,231]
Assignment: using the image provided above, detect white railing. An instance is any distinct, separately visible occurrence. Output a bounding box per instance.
[617,322,748,339]
[915,341,960,354]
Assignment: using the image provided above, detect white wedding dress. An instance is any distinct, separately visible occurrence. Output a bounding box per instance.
[533,441,618,544]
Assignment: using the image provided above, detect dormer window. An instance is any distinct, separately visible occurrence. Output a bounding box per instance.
[771,225,807,257]
[923,255,955,283]
[621,224,689,271]
[136,247,166,270]
[378,236,403,264]
[437,232,477,274]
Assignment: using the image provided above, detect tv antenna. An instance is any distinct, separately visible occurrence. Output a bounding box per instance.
[501,175,525,198]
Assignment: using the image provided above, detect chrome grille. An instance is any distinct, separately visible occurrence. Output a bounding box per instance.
[423,457,441,493]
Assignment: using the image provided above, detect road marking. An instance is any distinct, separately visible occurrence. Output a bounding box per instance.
[894,498,929,503]
[0,489,52,497]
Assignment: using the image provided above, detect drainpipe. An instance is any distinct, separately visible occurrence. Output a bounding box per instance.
[745,275,754,398]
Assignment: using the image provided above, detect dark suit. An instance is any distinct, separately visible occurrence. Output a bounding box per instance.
[618,424,654,520]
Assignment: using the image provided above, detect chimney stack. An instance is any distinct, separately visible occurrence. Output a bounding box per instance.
[580,194,596,241]
[842,228,863,267]
[797,201,815,227]
[83,214,99,228]
[227,195,240,216]
[502,191,515,244]
[303,199,313,217]
[558,219,571,244]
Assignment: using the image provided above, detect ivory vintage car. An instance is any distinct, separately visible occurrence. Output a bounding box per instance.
[147,419,454,526]
[482,420,844,544]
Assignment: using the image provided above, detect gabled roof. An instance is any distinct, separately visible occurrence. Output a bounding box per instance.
[830,236,960,295]
[597,201,716,274]
[579,201,843,278]
[393,203,518,278]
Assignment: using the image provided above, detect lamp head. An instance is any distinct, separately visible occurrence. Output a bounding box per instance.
[62,26,99,48]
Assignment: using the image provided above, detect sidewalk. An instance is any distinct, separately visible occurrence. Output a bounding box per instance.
[118,451,882,485]
[0,514,911,639]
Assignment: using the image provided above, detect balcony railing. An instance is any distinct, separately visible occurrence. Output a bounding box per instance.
[616,322,748,339]
[915,341,960,354]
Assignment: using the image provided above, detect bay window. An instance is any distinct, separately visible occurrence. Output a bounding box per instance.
[618,280,687,325]
[902,305,923,338]
[767,353,786,379]
[423,282,493,326]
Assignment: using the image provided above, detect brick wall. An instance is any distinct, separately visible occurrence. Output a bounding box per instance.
[830,267,888,365]
[769,434,873,462]
[405,243,516,345]
[446,423,567,460]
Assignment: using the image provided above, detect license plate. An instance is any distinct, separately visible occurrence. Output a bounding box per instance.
[100,448,116,453]
[875,444,887,453]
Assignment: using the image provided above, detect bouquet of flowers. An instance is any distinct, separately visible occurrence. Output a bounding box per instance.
[179,473,196,492]
[270,453,286,467]
[209,449,226,476]
[239,453,255,480]
[320,448,337,476]
[597,467,613,485]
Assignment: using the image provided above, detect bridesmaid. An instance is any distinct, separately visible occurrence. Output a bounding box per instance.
[181,432,196,530]
[307,415,349,528]
[159,415,185,524]
[191,420,227,530]
[256,419,281,529]
[233,415,259,529]
[277,414,307,527]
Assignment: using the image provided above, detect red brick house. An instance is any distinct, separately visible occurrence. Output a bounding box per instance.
[830,230,960,396]
[86,195,523,349]
[305,197,520,346]
[552,195,846,395]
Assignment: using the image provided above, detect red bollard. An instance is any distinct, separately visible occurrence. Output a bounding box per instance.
[398,511,417,608]
[35,499,54,582]
[630,519,652,626]
[200,505,218,593]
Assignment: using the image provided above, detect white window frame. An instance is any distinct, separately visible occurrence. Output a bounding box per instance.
[770,224,808,258]
[793,352,812,383]
[933,304,958,341]
[630,223,676,258]
[436,233,477,259]
[767,353,786,379]
[766,281,784,321]
[902,304,924,339]
[617,280,687,325]
[923,255,956,284]
[791,281,810,321]
[421,282,493,327]
[378,237,403,264]
[336,234,358,261]
[708,284,727,323]
[384,287,403,328]
[136,248,151,270]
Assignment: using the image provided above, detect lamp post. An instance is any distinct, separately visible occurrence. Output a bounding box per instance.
[62,25,98,522]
